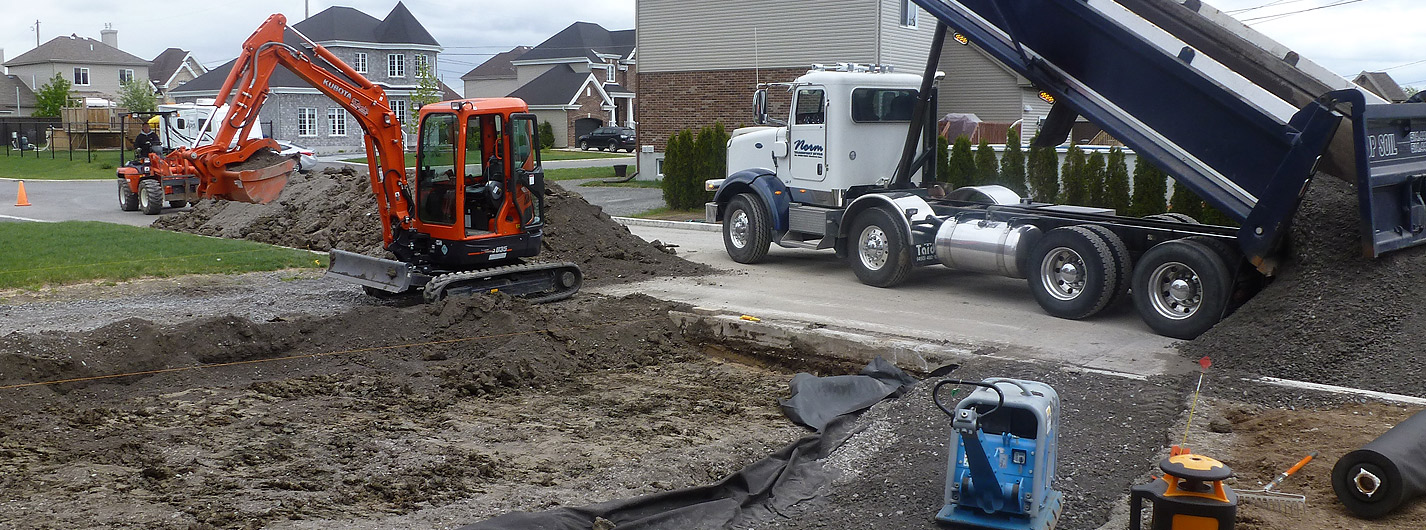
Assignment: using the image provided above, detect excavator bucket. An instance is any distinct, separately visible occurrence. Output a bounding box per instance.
[202,148,297,204]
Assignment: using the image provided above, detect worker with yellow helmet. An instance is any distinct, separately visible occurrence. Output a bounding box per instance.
[134,116,163,158]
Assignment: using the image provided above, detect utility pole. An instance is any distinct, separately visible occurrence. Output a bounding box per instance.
[305,0,309,20]
[31,20,40,48]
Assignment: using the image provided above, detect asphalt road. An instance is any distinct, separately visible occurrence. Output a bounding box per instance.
[602,223,1188,379]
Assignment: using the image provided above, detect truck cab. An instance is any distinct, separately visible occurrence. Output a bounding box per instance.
[727,65,926,206]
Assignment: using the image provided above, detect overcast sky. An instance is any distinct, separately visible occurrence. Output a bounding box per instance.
[1,0,1421,94]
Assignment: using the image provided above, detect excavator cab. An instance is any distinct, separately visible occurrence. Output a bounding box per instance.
[412,99,546,268]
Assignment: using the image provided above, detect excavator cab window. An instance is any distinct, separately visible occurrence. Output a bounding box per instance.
[463,114,502,235]
[510,114,544,230]
[416,112,459,225]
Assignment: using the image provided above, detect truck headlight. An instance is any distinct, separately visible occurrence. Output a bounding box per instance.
[705,178,724,192]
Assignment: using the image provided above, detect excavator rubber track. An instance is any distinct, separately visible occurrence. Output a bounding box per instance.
[422,261,583,304]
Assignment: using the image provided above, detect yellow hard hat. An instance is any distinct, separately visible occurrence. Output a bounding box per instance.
[146,116,161,128]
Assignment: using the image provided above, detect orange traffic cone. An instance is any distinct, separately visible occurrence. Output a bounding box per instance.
[14,180,30,207]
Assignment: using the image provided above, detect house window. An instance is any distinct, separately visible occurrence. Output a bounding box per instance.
[74,67,90,86]
[328,108,347,136]
[119,69,134,84]
[388,54,405,77]
[414,54,429,75]
[606,64,617,83]
[354,52,368,74]
[391,99,408,126]
[297,108,317,137]
[900,0,918,27]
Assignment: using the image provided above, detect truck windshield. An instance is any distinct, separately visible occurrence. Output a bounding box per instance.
[416,113,458,225]
[851,88,917,122]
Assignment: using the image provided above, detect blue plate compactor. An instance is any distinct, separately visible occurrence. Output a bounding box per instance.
[934,378,1063,530]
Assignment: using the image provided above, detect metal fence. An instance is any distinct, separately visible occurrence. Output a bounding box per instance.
[0,117,275,167]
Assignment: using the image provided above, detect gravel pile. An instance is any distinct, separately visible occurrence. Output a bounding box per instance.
[1183,176,1426,396]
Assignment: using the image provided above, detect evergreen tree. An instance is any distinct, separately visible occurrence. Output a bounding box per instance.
[1059,146,1088,205]
[974,139,998,187]
[34,73,71,118]
[999,128,1026,195]
[1025,136,1059,202]
[117,80,157,113]
[1129,158,1168,217]
[538,121,556,150]
[947,135,975,190]
[661,129,697,209]
[1085,151,1106,208]
[1104,147,1132,214]
[1171,179,1206,221]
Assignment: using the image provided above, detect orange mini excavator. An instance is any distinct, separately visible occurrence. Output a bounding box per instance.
[168,14,581,302]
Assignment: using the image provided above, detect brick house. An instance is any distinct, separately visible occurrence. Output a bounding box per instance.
[169,2,451,153]
[461,22,634,148]
[148,48,208,103]
[3,25,150,103]
[635,0,1054,173]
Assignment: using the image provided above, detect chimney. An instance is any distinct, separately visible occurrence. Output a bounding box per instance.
[101,23,117,49]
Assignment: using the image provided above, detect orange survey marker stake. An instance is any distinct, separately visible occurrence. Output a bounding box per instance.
[14,180,31,206]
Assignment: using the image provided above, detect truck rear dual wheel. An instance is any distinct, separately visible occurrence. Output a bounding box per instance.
[139,179,164,215]
[848,207,912,287]
[117,179,139,211]
[1131,239,1232,340]
[1027,226,1121,319]
[724,193,771,264]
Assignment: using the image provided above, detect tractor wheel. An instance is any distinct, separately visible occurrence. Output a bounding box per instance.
[139,179,164,215]
[117,179,139,211]
[1027,226,1119,319]
[1131,239,1231,339]
[723,193,771,264]
[848,207,913,287]
[169,200,188,208]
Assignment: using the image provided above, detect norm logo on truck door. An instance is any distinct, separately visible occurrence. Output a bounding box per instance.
[793,139,824,158]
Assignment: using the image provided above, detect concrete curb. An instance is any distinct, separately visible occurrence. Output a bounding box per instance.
[669,309,975,372]
[614,216,721,232]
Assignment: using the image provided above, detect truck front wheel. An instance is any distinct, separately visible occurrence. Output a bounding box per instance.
[847,207,912,287]
[1131,239,1231,340]
[1027,226,1119,319]
[724,193,771,264]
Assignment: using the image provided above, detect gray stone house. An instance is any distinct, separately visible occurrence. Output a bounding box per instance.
[170,2,446,153]
[634,0,1052,153]
[2,26,150,103]
[149,48,208,103]
[461,22,635,148]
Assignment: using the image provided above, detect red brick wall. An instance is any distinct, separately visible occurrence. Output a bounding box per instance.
[635,67,805,152]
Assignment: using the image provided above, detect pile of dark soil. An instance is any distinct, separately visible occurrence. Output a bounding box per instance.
[1184,176,1426,396]
[153,166,711,285]
[0,293,802,528]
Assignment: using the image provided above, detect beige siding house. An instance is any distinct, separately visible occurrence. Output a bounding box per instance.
[3,28,150,103]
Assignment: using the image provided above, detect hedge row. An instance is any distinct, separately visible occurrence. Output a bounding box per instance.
[662,123,730,210]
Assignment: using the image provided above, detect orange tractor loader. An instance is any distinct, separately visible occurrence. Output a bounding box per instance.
[167,14,581,302]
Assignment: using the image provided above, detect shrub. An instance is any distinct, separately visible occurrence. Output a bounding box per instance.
[1104,147,1131,214]
[1059,146,1088,205]
[946,135,975,189]
[660,123,728,210]
[1026,136,1059,202]
[1170,179,1206,221]
[937,135,950,188]
[999,128,1026,195]
[1085,151,1106,208]
[538,121,556,150]
[1129,158,1168,217]
[974,139,998,187]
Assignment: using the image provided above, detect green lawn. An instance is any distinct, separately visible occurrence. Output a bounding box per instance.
[341,149,630,164]
[632,207,707,221]
[545,166,619,181]
[579,179,661,188]
[0,150,127,180]
[0,221,327,290]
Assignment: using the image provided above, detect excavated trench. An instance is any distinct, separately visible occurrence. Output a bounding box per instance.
[2,166,1423,528]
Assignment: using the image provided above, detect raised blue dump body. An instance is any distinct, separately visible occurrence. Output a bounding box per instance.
[910,0,1426,262]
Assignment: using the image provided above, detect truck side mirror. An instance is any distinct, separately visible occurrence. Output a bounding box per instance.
[753,89,769,125]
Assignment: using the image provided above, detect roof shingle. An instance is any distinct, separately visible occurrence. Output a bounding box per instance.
[4,34,150,68]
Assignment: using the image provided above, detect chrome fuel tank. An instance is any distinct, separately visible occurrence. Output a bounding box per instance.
[934,217,1042,278]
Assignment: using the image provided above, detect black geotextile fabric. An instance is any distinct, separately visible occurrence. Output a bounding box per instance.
[1333,410,1426,519]
[459,415,858,530]
[459,359,917,530]
[778,356,918,432]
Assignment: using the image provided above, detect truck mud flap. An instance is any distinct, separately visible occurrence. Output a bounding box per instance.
[326,249,423,293]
